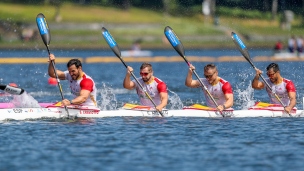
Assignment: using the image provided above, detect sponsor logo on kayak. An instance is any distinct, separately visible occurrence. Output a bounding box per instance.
[80,110,99,114]
[13,109,22,113]
[147,110,168,117]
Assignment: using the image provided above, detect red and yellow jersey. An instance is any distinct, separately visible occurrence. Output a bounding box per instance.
[132,77,167,107]
[265,78,296,105]
[64,71,97,106]
[199,77,233,108]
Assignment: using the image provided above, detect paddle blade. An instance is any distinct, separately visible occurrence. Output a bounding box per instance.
[164,26,185,58]
[0,84,24,95]
[101,27,121,58]
[36,13,51,46]
[231,32,254,65]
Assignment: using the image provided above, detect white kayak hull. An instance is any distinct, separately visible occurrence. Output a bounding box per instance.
[0,107,303,121]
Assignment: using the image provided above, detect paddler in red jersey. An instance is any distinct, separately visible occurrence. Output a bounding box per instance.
[185,63,234,111]
[123,62,168,112]
[252,63,296,114]
[48,54,97,107]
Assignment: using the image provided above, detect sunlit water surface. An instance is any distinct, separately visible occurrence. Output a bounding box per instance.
[0,49,304,170]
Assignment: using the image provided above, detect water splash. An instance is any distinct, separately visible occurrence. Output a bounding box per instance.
[167,89,183,109]
[10,92,40,108]
[235,81,255,109]
[98,83,117,110]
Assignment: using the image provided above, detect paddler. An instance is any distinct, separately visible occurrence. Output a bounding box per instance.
[123,62,168,112]
[48,54,97,107]
[252,63,296,113]
[185,63,234,111]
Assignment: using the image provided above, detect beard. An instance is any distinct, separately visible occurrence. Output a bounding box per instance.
[270,77,277,83]
[71,73,79,80]
[142,76,151,82]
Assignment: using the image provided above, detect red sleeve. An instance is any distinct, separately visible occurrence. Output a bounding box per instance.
[80,78,93,92]
[222,82,233,94]
[157,82,167,93]
[286,81,296,92]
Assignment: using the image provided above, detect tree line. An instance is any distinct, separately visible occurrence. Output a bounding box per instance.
[2,0,304,17]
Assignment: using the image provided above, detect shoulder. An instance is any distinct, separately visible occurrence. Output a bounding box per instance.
[219,78,228,84]
[219,78,233,93]
[283,78,296,91]
[154,77,165,84]
[80,73,94,85]
[154,77,167,92]
[283,78,293,83]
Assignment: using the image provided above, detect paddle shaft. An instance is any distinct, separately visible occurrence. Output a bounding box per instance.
[46,47,65,100]
[47,47,71,117]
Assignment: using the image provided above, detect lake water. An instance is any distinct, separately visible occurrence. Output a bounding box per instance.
[0,49,304,171]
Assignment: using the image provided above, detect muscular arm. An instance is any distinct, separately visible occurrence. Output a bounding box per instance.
[252,68,264,90]
[123,67,136,90]
[63,79,93,106]
[70,89,91,105]
[223,93,233,109]
[287,91,296,109]
[48,54,65,80]
[185,68,200,88]
[284,81,297,113]
[252,75,264,89]
[156,92,168,111]
[217,82,233,111]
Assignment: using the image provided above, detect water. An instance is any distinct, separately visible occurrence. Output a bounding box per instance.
[1,49,304,171]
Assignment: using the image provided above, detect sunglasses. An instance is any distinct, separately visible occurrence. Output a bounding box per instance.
[140,72,150,76]
[267,72,276,77]
[204,71,216,79]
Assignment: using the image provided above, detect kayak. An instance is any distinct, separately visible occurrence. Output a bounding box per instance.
[0,102,302,121]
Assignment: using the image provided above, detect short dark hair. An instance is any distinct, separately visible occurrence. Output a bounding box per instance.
[140,62,152,72]
[67,59,82,68]
[266,63,279,72]
[204,63,217,72]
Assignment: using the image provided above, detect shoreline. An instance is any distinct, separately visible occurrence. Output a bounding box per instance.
[0,56,301,64]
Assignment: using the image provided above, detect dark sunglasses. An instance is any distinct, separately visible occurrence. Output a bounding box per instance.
[267,71,276,77]
[140,72,150,76]
[204,71,216,79]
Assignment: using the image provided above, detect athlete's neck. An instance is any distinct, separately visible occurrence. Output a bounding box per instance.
[274,76,283,85]
[211,77,220,85]
[145,76,154,84]
[77,71,84,80]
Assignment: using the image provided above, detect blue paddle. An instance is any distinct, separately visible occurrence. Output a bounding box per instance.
[36,13,70,118]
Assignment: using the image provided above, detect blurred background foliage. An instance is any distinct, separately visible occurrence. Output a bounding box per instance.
[0,0,303,49]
